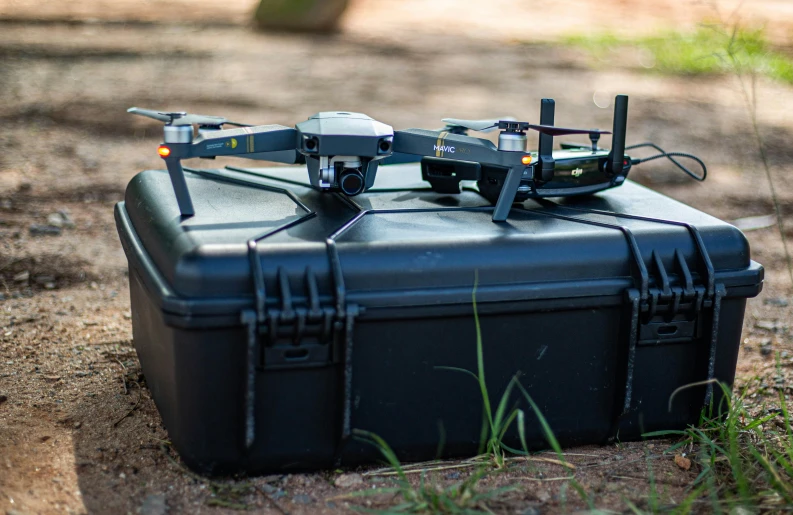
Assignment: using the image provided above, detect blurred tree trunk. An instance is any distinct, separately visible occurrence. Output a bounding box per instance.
[253,0,349,32]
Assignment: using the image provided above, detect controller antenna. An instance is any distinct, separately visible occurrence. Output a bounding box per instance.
[609,95,629,175]
[537,99,555,181]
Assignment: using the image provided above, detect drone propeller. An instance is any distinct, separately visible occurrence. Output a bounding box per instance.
[525,124,611,137]
[127,107,249,127]
[441,117,611,137]
[441,118,506,133]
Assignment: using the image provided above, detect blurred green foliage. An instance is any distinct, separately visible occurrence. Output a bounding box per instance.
[566,25,793,84]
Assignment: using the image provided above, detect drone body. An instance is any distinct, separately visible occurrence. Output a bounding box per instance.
[295,112,393,195]
[128,95,704,222]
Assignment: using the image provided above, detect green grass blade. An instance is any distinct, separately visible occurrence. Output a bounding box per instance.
[493,376,520,437]
[780,390,793,462]
[641,429,688,437]
[516,382,593,509]
[500,443,529,456]
[662,439,692,454]
[472,270,495,432]
[744,412,778,431]
[677,481,709,514]
[517,409,528,454]
[434,365,481,383]
[353,429,409,485]
[623,498,644,515]
[746,441,793,503]
[516,383,562,453]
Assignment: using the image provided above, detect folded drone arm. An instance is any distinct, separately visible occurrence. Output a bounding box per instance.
[392,129,529,222]
[159,125,300,217]
[392,129,518,167]
[166,125,298,159]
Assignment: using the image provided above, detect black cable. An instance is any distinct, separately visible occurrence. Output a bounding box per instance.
[626,142,707,182]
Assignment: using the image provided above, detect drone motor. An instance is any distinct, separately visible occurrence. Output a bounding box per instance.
[497,122,529,152]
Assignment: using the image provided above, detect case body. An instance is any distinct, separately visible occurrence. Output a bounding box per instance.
[115,164,763,474]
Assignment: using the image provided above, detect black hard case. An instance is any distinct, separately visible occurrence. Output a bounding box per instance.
[115,164,762,474]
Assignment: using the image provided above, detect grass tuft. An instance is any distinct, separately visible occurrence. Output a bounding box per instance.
[436,270,527,469]
[644,379,793,511]
[352,430,511,514]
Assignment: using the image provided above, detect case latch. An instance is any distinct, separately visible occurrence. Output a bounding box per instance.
[622,248,725,415]
[250,267,356,370]
[637,250,707,346]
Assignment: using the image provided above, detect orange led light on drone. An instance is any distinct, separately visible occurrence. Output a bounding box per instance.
[157,146,171,158]
[521,155,532,165]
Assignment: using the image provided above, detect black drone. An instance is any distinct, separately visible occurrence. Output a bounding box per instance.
[128,95,705,222]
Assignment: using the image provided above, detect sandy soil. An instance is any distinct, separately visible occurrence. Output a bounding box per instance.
[1,1,793,513]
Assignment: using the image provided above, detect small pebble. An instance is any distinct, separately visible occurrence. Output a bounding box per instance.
[29,224,62,236]
[761,347,773,357]
[756,320,783,332]
[140,493,168,515]
[34,275,55,285]
[292,494,313,504]
[334,473,363,488]
[674,455,691,471]
[521,507,542,515]
[47,213,64,228]
[261,484,279,495]
[444,471,461,480]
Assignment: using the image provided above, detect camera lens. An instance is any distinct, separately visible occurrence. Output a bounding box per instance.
[304,137,317,151]
[379,140,391,153]
[339,168,365,196]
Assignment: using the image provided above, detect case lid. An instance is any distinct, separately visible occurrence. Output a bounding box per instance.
[116,164,762,320]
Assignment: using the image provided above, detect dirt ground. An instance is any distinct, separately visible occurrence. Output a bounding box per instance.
[1,0,793,513]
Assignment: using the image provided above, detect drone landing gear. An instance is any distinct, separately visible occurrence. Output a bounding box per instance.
[164,158,195,217]
[492,166,524,222]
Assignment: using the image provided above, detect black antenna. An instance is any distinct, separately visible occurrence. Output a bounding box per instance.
[538,99,555,181]
[609,95,628,175]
